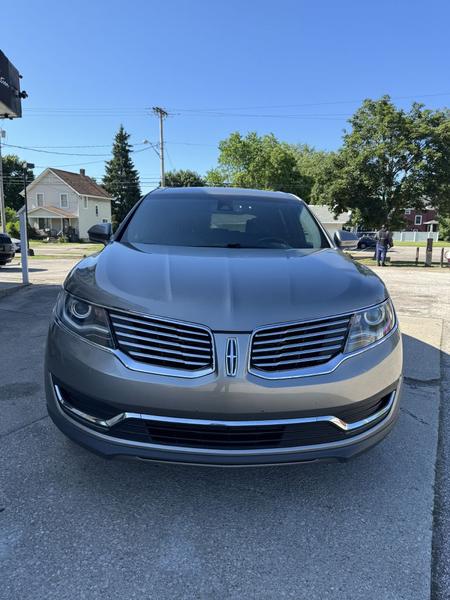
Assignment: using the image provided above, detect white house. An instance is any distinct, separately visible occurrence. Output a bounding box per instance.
[19,168,113,240]
[309,205,351,236]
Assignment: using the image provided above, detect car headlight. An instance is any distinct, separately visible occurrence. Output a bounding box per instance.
[55,291,114,348]
[344,298,396,354]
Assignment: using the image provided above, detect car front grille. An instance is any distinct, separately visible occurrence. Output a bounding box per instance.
[250,314,352,373]
[53,380,394,450]
[109,310,214,372]
[108,392,392,449]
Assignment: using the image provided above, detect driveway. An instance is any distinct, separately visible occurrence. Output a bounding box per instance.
[0,268,449,599]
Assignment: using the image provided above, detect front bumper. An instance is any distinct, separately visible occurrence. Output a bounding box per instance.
[0,252,14,264]
[46,320,403,465]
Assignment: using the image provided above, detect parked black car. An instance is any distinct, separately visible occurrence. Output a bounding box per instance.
[357,235,377,250]
[0,233,15,266]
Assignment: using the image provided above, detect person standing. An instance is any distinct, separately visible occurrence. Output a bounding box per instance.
[375,224,393,266]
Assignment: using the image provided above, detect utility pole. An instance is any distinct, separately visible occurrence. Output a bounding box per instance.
[0,128,6,233]
[22,162,34,255]
[152,107,168,187]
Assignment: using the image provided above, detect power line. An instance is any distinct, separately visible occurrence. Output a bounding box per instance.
[167,92,450,112]
[20,92,450,115]
[7,142,148,149]
[2,143,155,157]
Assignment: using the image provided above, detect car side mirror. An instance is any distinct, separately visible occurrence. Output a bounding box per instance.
[334,229,358,249]
[88,223,112,245]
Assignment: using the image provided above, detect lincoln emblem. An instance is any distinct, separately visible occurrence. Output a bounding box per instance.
[225,338,238,377]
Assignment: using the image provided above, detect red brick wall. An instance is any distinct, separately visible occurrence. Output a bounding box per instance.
[403,209,438,232]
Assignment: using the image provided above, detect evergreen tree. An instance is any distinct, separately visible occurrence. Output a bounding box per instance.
[103,125,141,225]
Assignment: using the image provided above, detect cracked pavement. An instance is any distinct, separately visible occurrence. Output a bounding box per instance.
[0,267,449,599]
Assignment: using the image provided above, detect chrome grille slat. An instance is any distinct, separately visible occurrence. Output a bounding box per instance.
[252,326,349,346]
[110,321,211,346]
[128,350,208,366]
[113,329,211,352]
[110,312,210,337]
[250,314,351,373]
[252,354,335,368]
[120,340,212,360]
[109,310,214,372]
[252,334,347,354]
[254,318,350,338]
[252,344,342,362]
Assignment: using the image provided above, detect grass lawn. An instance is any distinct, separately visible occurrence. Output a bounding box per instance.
[393,241,448,247]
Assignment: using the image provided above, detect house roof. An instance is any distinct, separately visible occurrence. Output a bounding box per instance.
[17,205,77,218]
[309,204,350,225]
[50,169,112,198]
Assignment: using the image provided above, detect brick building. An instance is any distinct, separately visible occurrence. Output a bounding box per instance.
[403,207,439,233]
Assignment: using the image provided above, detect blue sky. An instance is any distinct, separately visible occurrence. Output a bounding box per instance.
[2,0,449,192]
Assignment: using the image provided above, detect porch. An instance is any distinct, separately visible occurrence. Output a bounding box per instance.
[21,206,80,240]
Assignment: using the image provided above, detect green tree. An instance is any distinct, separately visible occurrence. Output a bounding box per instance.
[1,154,34,211]
[439,216,450,241]
[317,96,450,229]
[164,169,205,187]
[204,168,228,186]
[5,206,20,238]
[103,125,141,225]
[206,132,309,198]
[293,144,335,204]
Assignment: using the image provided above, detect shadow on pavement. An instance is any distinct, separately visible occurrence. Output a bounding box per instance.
[0,266,48,273]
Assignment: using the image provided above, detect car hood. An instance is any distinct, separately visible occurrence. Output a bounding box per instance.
[65,242,388,331]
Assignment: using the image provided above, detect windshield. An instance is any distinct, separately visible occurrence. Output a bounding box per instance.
[121,193,330,249]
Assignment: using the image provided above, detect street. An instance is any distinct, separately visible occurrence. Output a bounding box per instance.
[0,263,449,599]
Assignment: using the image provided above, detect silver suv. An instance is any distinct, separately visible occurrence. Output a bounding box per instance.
[46,187,402,465]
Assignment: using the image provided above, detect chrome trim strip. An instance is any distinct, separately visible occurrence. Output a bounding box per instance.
[114,349,216,378]
[54,383,396,434]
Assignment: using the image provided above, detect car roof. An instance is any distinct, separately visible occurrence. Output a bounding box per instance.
[148,186,303,202]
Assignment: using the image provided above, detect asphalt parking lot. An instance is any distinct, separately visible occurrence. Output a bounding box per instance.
[1,265,449,599]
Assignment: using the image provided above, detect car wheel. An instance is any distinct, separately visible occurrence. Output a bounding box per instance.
[359,243,366,249]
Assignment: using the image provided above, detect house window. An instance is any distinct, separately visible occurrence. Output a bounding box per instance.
[415,215,422,226]
[404,209,411,215]
[95,205,99,217]
[60,193,68,208]
[83,196,88,209]
[37,193,44,207]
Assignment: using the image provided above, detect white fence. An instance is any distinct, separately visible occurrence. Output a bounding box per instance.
[392,231,439,242]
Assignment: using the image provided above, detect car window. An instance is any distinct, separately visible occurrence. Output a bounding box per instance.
[122,194,330,249]
[299,207,325,248]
